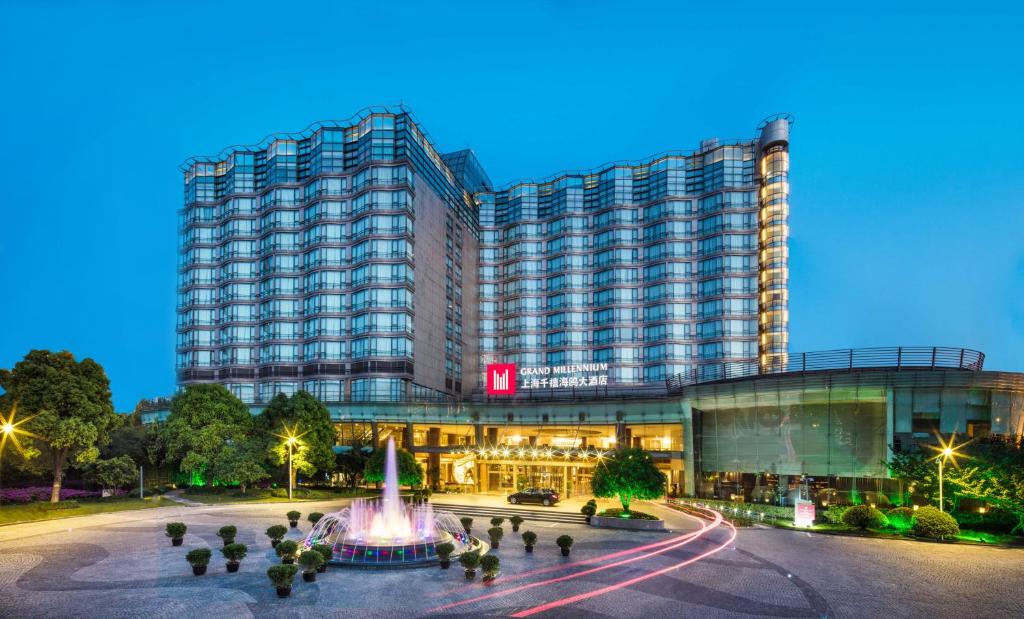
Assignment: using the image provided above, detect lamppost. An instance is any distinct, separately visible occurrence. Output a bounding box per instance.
[286,435,297,502]
[0,404,39,506]
[932,435,964,513]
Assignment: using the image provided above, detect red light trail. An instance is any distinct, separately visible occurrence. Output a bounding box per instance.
[428,505,729,615]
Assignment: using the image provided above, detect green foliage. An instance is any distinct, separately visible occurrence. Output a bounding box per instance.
[435,541,455,560]
[165,522,187,538]
[460,516,473,532]
[888,447,940,506]
[912,506,961,539]
[255,392,337,480]
[509,515,524,528]
[953,509,1019,534]
[458,550,481,570]
[521,531,537,546]
[275,539,299,560]
[591,448,666,512]
[286,510,301,521]
[363,445,424,487]
[207,439,268,493]
[217,525,237,541]
[947,435,1024,534]
[298,549,324,572]
[490,516,504,527]
[821,505,848,525]
[886,507,916,531]
[84,455,138,490]
[334,446,369,488]
[308,512,323,524]
[599,507,659,520]
[266,524,287,541]
[161,385,253,483]
[580,504,596,517]
[312,543,334,564]
[267,564,298,587]
[480,554,500,578]
[186,548,212,567]
[487,526,503,543]
[556,534,574,549]
[42,500,80,510]
[221,543,247,563]
[0,350,118,502]
[842,504,887,530]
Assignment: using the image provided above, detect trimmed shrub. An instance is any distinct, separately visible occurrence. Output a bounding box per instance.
[267,563,297,587]
[822,505,849,525]
[521,531,537,549]
[912,506,960,539]
[885,507,915,531]
[307,512,324,525]
[460,517,473,534]
[435,542,455,562]
[186,548,212,567]
[459,549,481,578]
[286,510,301,525]
[217,525,237,544]
[221,543,248,564]
[481,554,500,581]
[598,508,659,520]
[490,516,505,528]
[581,504,596,517]
[298,550,324,573]
[556,535,574,550]
[275,539,299,562]
[487,526,504,547]
[312,543,334,565]
[510,515,524,532]
[842,505,887,530]
[266,525,287,542]
[165,522,187,539]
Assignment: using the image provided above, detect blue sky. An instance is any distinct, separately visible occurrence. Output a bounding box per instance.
[1,1,1022,410]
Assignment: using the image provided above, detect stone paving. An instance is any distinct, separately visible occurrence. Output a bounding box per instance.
[0,497,1020,618]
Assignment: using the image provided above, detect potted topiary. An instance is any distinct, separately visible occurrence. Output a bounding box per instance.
[487,526,504,549]
[266,525,287,548]
[298,550,324,582]
[581,503,596,524]
[217,525,237,546]
[311,543,333,572]
[460,517,473,535]
[435,542,455,569]
[307,512,324,526]
[286,511,301,528]
[267,564,298,598]
[459,549,481,580]
[556,535,574,557]
[186,548,212,576]
[221,543,247,573]
[490,516,505,528]
[276,539,299,564]
[481,554,500,583]
[165,522,187,546]
[510,515,524,532]
[421,487,432,503]
[522,530,537,553]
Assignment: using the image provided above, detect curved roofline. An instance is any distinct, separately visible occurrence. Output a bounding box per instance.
[179,103,447,172]
[485,113,792,193]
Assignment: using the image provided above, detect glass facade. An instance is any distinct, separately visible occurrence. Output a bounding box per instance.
[178,107,791,402]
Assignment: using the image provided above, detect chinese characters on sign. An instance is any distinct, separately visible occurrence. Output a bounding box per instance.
[794,499,815,527]
[486,363,611,395]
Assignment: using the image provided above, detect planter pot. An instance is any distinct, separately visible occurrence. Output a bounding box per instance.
[512,526,520,533]
[282,558,295,565]
[317,565,327,573]
[171,538,183,547]
[226,562,240,573]
[191,565,207,576]
[560,548,571,556]
[525,546,533,553]
[463,528,471,535]
[439,559,451,569]
[464,569,476,580]
[302,571,316,583]
[289,521,298,528]
[490,541,500,549]
[276,586,291,598]
[585,516,592,524]
[483,575,497,584]
[271,539,280,548]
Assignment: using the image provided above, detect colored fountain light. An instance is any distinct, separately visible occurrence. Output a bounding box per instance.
[303,437,481,566]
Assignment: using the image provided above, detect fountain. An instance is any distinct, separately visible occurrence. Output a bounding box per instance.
[302,437,484,567]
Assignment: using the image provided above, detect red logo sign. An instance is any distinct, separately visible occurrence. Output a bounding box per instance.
[486,363,516,395]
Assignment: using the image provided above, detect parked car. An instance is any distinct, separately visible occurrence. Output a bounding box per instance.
[507,488,560,506]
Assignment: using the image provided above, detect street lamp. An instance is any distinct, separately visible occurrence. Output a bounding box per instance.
[0,404,39,505]
[931,435,964,513]
[273,425,305,502]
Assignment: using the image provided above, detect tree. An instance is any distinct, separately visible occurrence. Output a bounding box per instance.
[208,439,268,493]
[84,455,138,491]
[948,434,1024,534]
[887,448,941,507]
[591,447,666,513]
[0,350,118,502]
[255,392,337,486]
[334,445,369,488]
[364,445,423,487]
[160,384,253,484]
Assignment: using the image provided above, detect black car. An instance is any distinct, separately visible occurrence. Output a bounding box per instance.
[507,488,560,506]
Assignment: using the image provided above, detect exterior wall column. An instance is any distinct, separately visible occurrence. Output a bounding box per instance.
[681,401,696,497]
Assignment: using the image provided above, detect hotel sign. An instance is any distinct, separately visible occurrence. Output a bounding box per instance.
[486,362,609,395]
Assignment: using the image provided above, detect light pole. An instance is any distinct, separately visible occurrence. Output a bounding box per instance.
[0,404,39,506]
[0,421,11,505]
[932,435,963,512]
[286,436,297,502]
